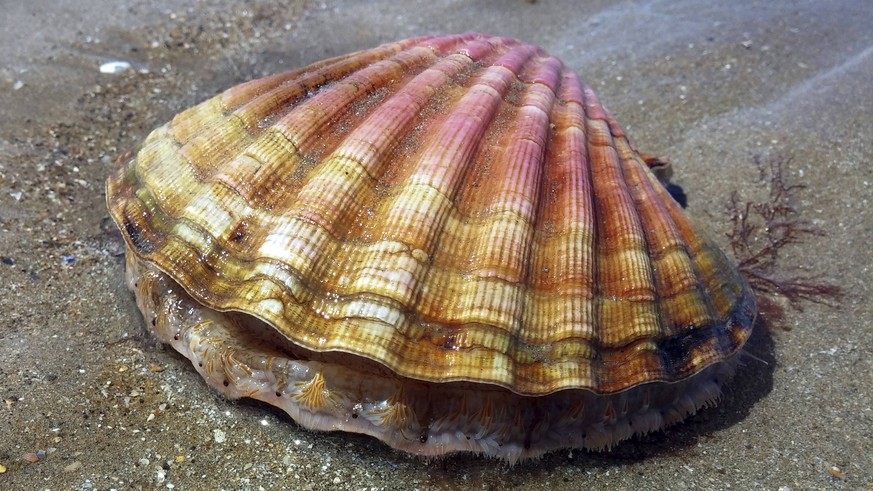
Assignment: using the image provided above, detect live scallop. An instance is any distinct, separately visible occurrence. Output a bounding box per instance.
[106,33,756,462]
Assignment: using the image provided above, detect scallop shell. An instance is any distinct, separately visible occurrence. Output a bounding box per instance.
[106,33,756,461]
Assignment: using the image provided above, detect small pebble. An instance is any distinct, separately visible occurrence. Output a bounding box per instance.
[64,461,82,472]
[99,61,132,74]
[22,452,39,463]
[213,429,226,443]
[0,256,13,265]
[0,463,6,473]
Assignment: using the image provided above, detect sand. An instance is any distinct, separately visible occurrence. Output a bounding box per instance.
[1,0,871,489]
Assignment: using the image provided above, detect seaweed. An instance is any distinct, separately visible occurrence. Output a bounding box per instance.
[725,155,843,322]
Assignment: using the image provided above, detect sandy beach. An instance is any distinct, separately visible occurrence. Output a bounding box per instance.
[1,0,871,489]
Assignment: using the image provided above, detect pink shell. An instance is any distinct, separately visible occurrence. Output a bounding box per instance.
[107,33,756,461]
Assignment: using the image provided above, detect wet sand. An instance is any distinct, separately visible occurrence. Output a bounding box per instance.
[1,0,871,489]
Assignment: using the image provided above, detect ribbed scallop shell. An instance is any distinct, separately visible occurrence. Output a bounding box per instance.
[106,33,755,460]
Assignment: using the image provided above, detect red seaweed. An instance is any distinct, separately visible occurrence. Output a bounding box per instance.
[725,155,843,323]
